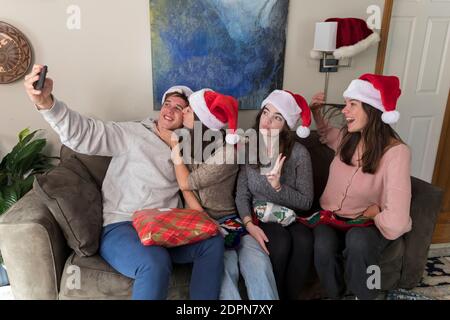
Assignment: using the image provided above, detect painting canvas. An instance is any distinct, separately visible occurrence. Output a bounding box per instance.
[150,0,289,110]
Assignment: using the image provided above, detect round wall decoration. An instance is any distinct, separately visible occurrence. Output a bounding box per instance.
[0,21,32,84]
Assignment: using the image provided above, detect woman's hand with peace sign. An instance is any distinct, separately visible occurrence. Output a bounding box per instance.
[264,153,286,192]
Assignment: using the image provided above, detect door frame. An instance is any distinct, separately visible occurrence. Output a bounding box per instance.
[432,90,450,188]
[431,89,450,243]
[375,0,394,75]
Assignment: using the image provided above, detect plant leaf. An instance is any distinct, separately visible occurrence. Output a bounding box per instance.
[0,128,55,216]
[18,175,35,195]
[0,187,19,215]
[7,139,46,177]
[18,128,31,143]
[28,153,56,175]
[1,129,36,169]
[0,176,34,215]
[12,130,39,152]
[0,172,7,188]
[2,130,39,171]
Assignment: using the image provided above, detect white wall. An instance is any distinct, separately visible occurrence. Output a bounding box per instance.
[0,0,383,156]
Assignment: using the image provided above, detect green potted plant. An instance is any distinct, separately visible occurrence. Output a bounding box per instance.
[0,128,57,286]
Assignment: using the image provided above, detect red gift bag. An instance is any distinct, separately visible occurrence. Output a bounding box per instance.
[132,208,219,247]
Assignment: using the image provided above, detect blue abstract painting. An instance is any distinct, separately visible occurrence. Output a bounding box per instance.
[150,0,289,110]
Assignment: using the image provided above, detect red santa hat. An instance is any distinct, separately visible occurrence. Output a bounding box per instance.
[188,89,240,144]
[161,85,194,104]
[311,18,380,59]
[343,73,402,124]
[260,90,312,138]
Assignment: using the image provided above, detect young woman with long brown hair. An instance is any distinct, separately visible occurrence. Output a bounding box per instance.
[234,90,315,299]
[310,74,412,300]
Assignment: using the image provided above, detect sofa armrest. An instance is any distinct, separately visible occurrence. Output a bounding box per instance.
[0,190,70,299]
[399,177,443,288]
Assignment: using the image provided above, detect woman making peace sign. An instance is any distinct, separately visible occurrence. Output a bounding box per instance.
[233,90,315,299]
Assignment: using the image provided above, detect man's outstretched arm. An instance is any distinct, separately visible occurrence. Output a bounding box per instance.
[24,64,134,157]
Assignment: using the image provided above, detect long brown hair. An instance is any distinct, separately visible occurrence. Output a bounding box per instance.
[187,113,225,163]
[250,107,296,169]
[338,103,404,174]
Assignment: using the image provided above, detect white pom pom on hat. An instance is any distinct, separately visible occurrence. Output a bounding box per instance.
[296,126,311,139]
[381,110,400,124]
[225,132,240,145]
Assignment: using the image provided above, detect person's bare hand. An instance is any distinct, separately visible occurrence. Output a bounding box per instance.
[264,153,286,191]
[156,127,179,148]
[310,92,325,111]
[246,223,270,255]
[362,204,381,219]
[24,64,54,109]
[318,126,332,144]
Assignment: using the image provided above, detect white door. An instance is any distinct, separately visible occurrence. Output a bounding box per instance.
[384,0,450,182]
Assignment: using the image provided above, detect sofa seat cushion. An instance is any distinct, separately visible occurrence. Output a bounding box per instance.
[59,252,192,300]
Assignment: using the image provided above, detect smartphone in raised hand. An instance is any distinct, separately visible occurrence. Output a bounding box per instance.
[33,65,48,90]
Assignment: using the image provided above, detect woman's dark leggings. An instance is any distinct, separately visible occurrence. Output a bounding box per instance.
[313,224,390,299]
[259,222,314,299]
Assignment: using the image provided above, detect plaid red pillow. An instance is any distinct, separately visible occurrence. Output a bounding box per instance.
[132,208,219,247]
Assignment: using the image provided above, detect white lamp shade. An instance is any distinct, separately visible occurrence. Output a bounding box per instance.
[313,22,337,52]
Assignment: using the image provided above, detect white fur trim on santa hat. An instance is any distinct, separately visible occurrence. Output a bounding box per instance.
[225,133,240,145]
[343,79,400,124]
[261,90,300,129]
[343,79,384,112]
[296,126,310,138]
[161,85,193,105]
[188,89,225,130]
[333,32,380,59]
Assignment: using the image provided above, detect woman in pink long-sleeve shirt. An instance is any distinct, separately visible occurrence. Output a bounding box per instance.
[310,74,412,300]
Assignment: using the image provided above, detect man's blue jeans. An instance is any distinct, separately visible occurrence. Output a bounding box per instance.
[99,221,224,300]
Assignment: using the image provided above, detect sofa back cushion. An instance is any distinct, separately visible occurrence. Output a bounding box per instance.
[60,145,112,188]
[58,133,334,200]
[56,132,334,221]
[33,156,103,257]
